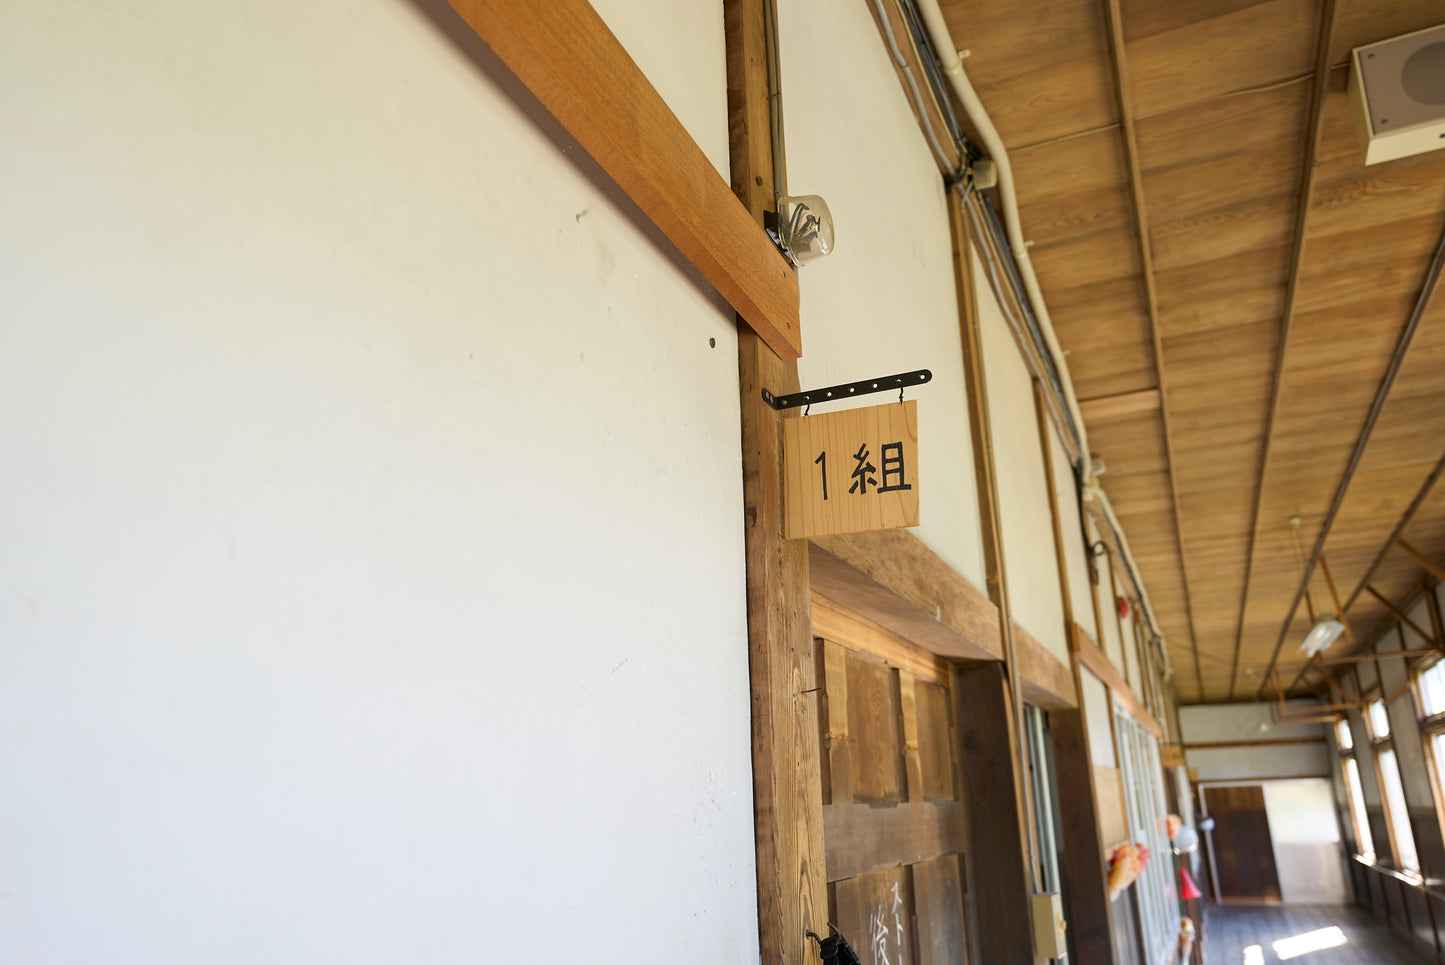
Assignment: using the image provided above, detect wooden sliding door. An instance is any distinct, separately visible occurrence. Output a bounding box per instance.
[817,635,971,964]
[1203,785,1282,902]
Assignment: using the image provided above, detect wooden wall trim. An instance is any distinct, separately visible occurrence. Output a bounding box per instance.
[808,532,1001,662]
[1013,620,1077,711]
[444,0,802,360]
[810,593,950,684]
[1073,622,1162,738]
[727,5,825,963]
[822,802,966,882]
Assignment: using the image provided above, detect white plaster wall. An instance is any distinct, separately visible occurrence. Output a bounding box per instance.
[1083,671,1117,768]
[1180,703,1330,781]
[0,2,759,962]
[1263,779,1348,903]
[979,254,1069,664]
[1120,590,1141,692]
[1090,516,1127,671]
[779,0,986,590]
[1053,428,1097,644]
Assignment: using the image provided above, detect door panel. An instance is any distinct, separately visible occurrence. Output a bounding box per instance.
[817,635,971,964]
[1204,785,1282,901]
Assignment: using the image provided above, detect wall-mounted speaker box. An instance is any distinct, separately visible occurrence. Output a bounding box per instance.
[1348,23,1445,166]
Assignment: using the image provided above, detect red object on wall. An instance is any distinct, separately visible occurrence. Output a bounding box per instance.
[1179,866,1203,901]
[1117,596,1130,620]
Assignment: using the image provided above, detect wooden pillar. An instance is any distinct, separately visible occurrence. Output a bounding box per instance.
[950,193,1037,963]
[954,662,1037,965]
[1033,381,1118,965]
[726,3,827,963]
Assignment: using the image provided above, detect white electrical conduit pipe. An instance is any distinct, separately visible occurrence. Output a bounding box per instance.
[913,0,1174,681]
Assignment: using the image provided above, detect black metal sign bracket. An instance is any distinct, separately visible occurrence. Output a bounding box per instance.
[762,369,932,411]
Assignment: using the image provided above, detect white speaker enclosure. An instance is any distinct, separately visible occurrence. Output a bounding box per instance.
[1348,23,1445,166]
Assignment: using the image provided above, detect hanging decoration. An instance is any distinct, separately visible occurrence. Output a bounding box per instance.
[1107,842,1151,899]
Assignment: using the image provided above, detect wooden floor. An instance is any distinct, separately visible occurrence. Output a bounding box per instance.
[1204,902,1423,964]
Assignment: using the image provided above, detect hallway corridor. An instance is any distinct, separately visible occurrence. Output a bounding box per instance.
[1205,902,1423,964]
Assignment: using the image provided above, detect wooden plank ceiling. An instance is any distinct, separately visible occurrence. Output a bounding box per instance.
[938,0,1445,703]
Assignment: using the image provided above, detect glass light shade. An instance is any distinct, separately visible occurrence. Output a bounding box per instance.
[1299,618,1345,657]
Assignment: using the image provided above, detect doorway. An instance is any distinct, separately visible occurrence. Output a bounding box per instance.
[1202,785,1282,901]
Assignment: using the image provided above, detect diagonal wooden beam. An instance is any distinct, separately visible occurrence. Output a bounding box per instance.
[1400,539,1445,586]
[1260,220,1445,698]
[1227,0,1340,700]
[443,0,801,359]
[1364,585,1438,647]
[1320,554,1354,643]
[1099,0,1205,701]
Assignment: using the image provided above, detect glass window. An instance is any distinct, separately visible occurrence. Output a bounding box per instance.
[1368,699,1391,741]
[1343,756,1374,859]
[1335,718,1353,751]
[1116,711,1173,965]
[1420,660,1445,717]
[1379,749,1419,874]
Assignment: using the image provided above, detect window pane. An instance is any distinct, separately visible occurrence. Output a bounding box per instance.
[1379,749,1419,873]
[1369,699,1391,740]
[1336,718,1353,751]
[1344,757,1374,858]
[1421,661,1445,717]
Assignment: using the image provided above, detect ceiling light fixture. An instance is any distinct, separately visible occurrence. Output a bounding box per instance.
[1299,617,1346,657]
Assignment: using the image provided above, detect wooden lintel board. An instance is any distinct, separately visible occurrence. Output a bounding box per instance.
[783,400,919,539]
[1071,622,1162,738]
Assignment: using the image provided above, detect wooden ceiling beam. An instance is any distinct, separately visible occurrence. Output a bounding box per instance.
[1099,0,1205,699]
[1363,585,1438,648]
[1078,387,1161,423]
[1400,539,1445,586]
[1260,218,1445,698]
[1227,0,1340,700]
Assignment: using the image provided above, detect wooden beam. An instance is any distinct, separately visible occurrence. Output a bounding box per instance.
[953,663,1036,965]
[1035,377,1117,963]
[821,802,966,882]
[1320,554,1354,643]
[1365,585,1438,647]
[1400,539,1445,586]
[726,6,825,963]
[1259,214,1445,697]
[1077,387,1160,423]
[952,189,1036,964]
[1297,452,1445,696]
[444,0,802,360]
[809,593,950,685]
[1072,623,1163,738]
[1012,620,1078,711]
[807,534,1001,662]
[1317,648,1439,667]
[1228,0,1340,699]
[1099,0,1205,702]
[1183,738,1326,751]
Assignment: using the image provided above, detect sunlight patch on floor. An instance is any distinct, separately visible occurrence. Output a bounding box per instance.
[1272,925,1348,960]
[1243,944,1265,965]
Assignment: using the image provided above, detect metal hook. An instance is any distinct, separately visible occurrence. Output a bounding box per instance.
[803,397,811,417]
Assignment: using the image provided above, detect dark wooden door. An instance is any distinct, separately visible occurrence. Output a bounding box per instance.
[1204,785,1282,901]
[816,636,971,965]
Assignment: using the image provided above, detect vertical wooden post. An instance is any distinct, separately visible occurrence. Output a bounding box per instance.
[726,3,826,963]
[1033,380,1118,965]
[949,192,1037,964]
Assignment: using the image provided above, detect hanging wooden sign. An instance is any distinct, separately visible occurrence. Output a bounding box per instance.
[783,400,919,539]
